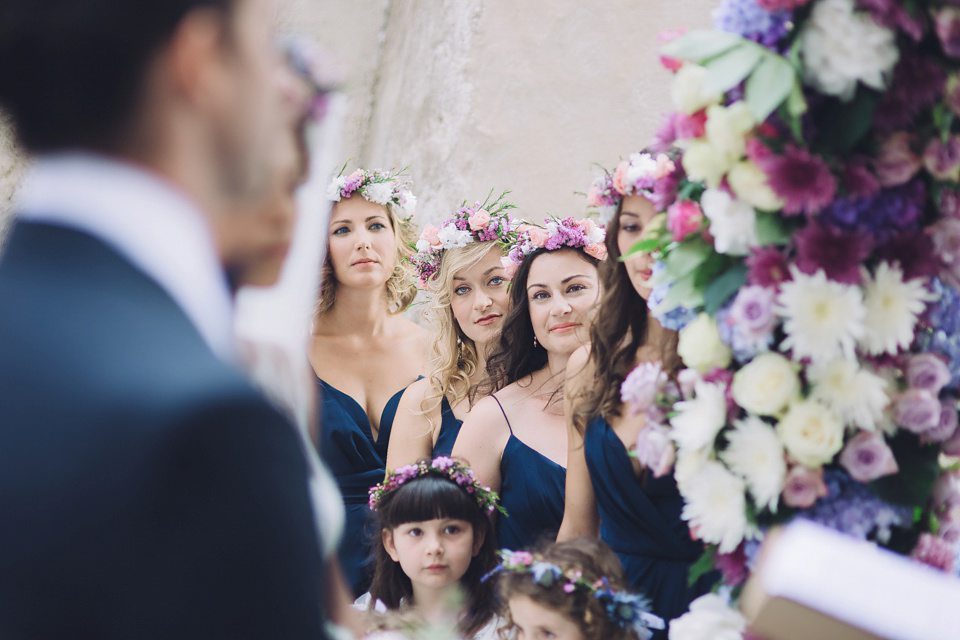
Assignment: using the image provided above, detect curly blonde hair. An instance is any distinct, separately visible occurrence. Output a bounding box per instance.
[315,198,419,316]
[419,242,502,423]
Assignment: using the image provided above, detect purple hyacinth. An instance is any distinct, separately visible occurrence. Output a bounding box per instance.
[819,179,926,240]
[916,278,960,391]
[712,0,793,48]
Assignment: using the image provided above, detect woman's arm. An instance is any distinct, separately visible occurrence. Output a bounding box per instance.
[385,378,438,470]
[451,396,511,492]
[557,345,600,541]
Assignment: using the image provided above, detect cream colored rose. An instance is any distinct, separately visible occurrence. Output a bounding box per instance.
[732,353,799,416]
[777,399,845,467]
[671,64,722,115]
[727,160,785,212]
[704,101,755,165]
[681,140,730,188]
[678,313,732,373]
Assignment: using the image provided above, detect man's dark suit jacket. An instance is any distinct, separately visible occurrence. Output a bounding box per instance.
[0,221,326,639]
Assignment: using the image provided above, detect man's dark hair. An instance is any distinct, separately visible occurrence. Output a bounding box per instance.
[0,0,233,152]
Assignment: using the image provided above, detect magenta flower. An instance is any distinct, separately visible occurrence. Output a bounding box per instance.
[859,0,927,41]
[714,544,748,587]
[666,200,704,242]
[757,145,837,216]
[906,353,952,396]
[675,110,707,140]
[745,246,791,288]
[874,231,941,281]
[841,159,880,199]
[872,133,920,187]
[894,389,943,435]
[650,113,679,152]
[923,135,960,181]
[873,44,945,131]
[935,7,960,59]
[793,221,871,284]
[782,465,829,509]
[910,533,956,573]
[838,431,899,483]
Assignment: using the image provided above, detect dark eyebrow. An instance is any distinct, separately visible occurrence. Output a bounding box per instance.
[527,274,590,292]
[366,215,387,222]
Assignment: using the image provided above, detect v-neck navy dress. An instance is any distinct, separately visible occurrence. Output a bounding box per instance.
[316,379,406,596]
[430,397,463,458]
[584,417,716,635]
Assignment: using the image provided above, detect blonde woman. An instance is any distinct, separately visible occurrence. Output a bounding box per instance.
[310,168,428,595]
[386,193,516,469]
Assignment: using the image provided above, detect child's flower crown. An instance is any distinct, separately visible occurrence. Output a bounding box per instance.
[326,166,417,222]
[587,152,676,224]
[500,216,607,277]
[368,456,506,515]
[410,190,519,287]
[487,550,663,638]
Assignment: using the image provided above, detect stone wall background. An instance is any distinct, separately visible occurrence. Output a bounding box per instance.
[0,0,714,233]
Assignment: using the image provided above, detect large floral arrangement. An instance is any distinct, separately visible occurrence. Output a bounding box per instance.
[618,0,960,634]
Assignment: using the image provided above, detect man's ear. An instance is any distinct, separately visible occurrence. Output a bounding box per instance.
[166,6,230,108]
[382,528,400,562]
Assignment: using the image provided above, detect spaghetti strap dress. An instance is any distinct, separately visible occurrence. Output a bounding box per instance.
[492,395,566,551]
[316,378,407,596]
[431,396,463,458]
[583,417,716,635]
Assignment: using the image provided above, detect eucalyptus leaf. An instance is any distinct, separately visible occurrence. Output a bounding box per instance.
[704,44,764,95]
[657,273,704,313]
[663,237,712,278]
[661,30,744,64]
[623,237,662,259]
[703,263,747,313]
[745,54,795,122]
[687,547,718,588]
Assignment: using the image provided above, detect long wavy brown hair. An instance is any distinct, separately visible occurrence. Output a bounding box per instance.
[571,203,680,433]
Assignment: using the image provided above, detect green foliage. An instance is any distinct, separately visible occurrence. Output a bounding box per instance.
[688,546,718,588]
[704,263,748,314]
[746,54,796,122]
[869,432,941,507]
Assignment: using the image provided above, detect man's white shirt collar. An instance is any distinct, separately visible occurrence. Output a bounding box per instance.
[17,152,235,360]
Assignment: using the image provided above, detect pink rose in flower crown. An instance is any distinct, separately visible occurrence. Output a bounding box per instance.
[654,153,676,179]
[612,160,631,195]
[468,208,491,231]
[782,465,828,509]
[839,431,899,483]
[422,224,442,249]
[586,184,605,207]
[584,242,608,261]
[666,200,703,242]
[873,132,921,187]
[527,227,550,249]
[501,256,518,279]
[576,218,598,236]
[635,424,676,478]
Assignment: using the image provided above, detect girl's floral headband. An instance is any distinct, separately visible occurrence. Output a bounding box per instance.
[326,167,417,222]
[410,190,519,287]
[486,550,663,638]
[587,152,676,224]
[500,216,607,277]
[368,456,506,515]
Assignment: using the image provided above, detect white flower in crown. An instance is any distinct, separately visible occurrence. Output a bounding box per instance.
[860,262,934,356]
[679,461,750,554]
[326,175,347,201]
[776,266,866,365]
[399,191,417,218]
[721,416,787,513]
[808,358,890,431]
[436,225,473,251]
[362,181,394,206]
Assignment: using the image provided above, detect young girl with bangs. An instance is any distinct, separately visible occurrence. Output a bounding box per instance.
[387,193,516,468]
[360,457,503,639]
[557,153,715,636]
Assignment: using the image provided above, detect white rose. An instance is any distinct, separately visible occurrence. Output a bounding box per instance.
[669,594,747,640]
[436,225,472,250]
[677,312,732,373]
[362,181,394,205]
[731,352,799,417]
[587,227,605,246]
[777,399,845,467]
[326,176,346,201]
[415,238,431,253]
[727,160,785,211]
[704,102,755,165]
[401,191,417,217]
[680,140,730,188]
[671,63,723,115]
[700,188,758,256]
[669,380,728,452]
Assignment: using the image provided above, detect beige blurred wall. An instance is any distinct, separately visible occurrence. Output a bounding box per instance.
[0,0,714,232]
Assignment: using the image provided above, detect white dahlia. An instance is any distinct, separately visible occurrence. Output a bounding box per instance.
[860,262,933,356]
[775,266,866,365]
[808,359,890,431]
[669,381,728,453]
[777,399,845,468]
[679,461,750,553]
[721,416,787,513]
[668,594,747,640]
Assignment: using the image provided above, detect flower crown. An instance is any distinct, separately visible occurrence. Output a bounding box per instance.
[410,190,519,286]
[487,550,663,638]
[326,166,417,222]
[501,216,607,275]
[368,456,506,515]
[587,152,676,224]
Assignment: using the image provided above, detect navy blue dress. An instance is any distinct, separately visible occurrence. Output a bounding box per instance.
[431,397,463,457]
[584,417,715,633]
[317,379,407,596]
[492,396,566,550]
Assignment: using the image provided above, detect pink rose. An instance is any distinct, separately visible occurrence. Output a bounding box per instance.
[468,209,491,231]
[923,135,960,181]
[922,400,960,444]
[635,424,676,478]
[906,353,952,395]
[422,224,442,249]
[666,200,703,242]
[500,256,518,279]
[576,218,598,235]
[584,243,607,261]
[613,160,631,195]
[838,431,899,483]
[873,132,920,187]
[894,389,942,435]
[781,465,828,509]
[527,227,550,249]
[586,184,603,207]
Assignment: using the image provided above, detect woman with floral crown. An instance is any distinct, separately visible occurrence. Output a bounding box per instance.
[556,151,714,635]
[386,191,516,469]
[311,167,429,596]
[452,216,606,551]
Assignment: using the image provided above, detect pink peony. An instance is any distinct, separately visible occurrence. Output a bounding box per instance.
[894,389,943,435]
[910,533,956,573]
[756,145,837,216]
[923,135,960,181]
[634,424,676,478]
[793,221,872,285]
[746,246,791,288]
[873,133,921,187]
[782,465,828,509]
[838,431,899,483]
[621,362,665,414]
[584,243,608,261]
[421,224,442,249]
[468,209,491,231]
[500,256,518,279]
[906,353,952,395]
[935,7,960,59]
[527,227,550,248]
[666,200,704,242]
